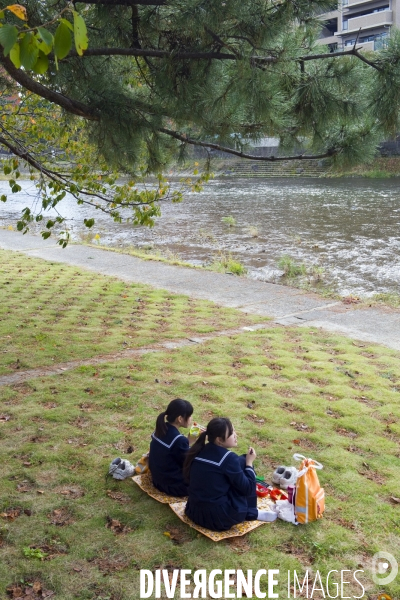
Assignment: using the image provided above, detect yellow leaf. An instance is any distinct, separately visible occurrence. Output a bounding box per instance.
[6,4,27,20]
[163,531,171,538]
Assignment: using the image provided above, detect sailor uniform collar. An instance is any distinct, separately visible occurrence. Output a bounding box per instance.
[194,443,231,467]
[151,424,184,449]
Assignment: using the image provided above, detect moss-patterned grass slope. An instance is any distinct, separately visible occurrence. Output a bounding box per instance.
[1,325,400,598]
[0,250,261,376]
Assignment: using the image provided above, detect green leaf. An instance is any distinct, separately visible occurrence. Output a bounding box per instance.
[60,18,74,32]
[3,165,11,175]
[0,24,18,56]
[9,41,20,68]
[32,50,49,74]
[19,32,39,70]
[0,11,5,18]
[37,27,53,55]
[73,11,88,56]
[41,231,51,240]
[84,218,95,228]
[1,194,7,202]
[54,22,71,60]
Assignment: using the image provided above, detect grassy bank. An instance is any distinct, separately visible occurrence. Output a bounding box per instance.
[0,251,259,377]
[328,157,400,178]
[172,156,400,178]
[1,251,400,599]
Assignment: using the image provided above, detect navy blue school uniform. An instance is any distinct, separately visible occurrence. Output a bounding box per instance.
[148,423,189,497]
[185,443,257,531]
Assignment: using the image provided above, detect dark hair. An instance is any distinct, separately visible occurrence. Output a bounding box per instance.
[155,398,193,438]
[183,417,233,481]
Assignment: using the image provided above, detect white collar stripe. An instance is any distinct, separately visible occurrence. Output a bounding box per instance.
[151,433,183,449]
[194,451,231,467]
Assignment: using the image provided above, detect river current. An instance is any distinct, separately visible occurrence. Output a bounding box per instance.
[1,177,400,296]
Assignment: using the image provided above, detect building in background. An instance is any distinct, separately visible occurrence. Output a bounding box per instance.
[319,0,399,52]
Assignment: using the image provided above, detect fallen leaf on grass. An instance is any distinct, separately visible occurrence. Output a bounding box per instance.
[48,508,74,526]
[0,414,11,423]
[246,414,265,424]
[59,487,84,499]
[105,516,131,534]
[16,485,30,493]
[290,421,310,431]
[106,490,130,503]
[336,428,357,438]
[1,508,22,520]
[390,496,400,504]
[6,580,55,598]
[163,525,191,545]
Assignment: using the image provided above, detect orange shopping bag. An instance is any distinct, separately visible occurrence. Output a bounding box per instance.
[293,453,325,524]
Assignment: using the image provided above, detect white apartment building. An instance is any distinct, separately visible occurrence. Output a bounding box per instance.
[319,0,400,51]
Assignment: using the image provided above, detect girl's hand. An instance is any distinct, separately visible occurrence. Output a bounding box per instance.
[187,433,197,446]
[246,447,256,466]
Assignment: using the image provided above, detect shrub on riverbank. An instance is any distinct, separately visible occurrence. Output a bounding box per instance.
[208,251,247,276]
[277,255,307,278]
[1,251,400,599]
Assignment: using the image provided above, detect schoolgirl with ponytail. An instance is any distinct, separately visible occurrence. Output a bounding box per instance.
[148,398,193,497]
[184,417,277,531]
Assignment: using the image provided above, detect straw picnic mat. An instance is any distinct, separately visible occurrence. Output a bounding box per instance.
[132,472,187,504]
[169,496,275,541]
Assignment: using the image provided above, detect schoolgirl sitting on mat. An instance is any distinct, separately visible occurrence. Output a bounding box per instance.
[183,417,277,531]
[149,398,193,497]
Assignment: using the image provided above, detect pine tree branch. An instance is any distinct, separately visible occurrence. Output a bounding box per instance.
[67,46,381,70]
[301,48,381,71]
[204,27,240,57]
[70,47,238,60]
[0,55,100,120]
[158,127,336,161]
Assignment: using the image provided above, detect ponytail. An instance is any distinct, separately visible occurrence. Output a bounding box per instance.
[154,398,193,438]
[183,417,233,482]
[183,431,207,482]
[155,411,168,438]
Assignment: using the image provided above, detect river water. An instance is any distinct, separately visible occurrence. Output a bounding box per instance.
[1,177,400,297]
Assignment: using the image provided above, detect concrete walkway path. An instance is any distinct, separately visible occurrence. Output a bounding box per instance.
[1,229,400,351]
